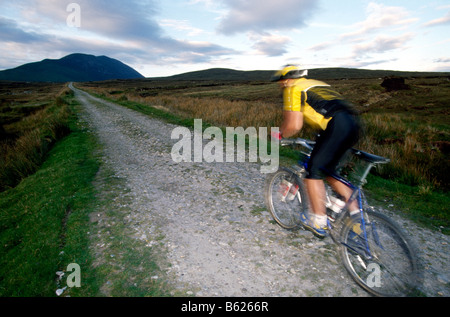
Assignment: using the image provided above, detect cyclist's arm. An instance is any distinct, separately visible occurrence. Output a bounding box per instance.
[281,85,303,138]
[280,111,303,138]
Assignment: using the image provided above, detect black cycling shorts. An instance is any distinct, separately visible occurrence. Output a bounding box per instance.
[306,111,360,180]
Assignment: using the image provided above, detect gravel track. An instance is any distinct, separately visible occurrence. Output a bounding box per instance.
[71,84,449,297]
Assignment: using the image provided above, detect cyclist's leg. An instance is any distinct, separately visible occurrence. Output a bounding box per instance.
[304,178,327,217]
[304,126,334,229]
[317,112,359,171]
[301,178,329,237]
[302,135,332,234]
[323,111,360,212]
[326,177,358,212]
[307,111,360,215]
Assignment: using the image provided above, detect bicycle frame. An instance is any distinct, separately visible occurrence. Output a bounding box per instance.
[327,171,373,260]
[294,142,376,260]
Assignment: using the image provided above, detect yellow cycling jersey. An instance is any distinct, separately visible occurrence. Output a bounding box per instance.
[283,78,347,131]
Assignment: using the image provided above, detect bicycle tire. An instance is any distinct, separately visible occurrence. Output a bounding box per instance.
[264,168,307,230]
[339,210,421,297]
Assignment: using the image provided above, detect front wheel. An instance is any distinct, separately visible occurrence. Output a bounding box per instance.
[264,168,308,230]
[339,211,421,297]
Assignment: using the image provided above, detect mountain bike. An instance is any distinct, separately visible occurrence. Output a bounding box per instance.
[264,138,421,297]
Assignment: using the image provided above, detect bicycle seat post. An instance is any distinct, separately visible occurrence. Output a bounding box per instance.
[355,162,375,188]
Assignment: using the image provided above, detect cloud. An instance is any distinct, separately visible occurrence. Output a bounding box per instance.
[23,0,162,41]
[217,0,317,35]
[0,0,237,71]
[340,2,418,40]
[352,33,415,56]
[434,57,450,63]
[0,16,44,43]
[250,33,291,56]
[423,11,450,27]
[307,41,332,52]
[338,58,398,69]
[307,3,418,69]
[430,56,450,71]
[327,33,414,70]
[159,19,207,37]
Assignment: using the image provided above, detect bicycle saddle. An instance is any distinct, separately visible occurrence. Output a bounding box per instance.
[351,149,390,164]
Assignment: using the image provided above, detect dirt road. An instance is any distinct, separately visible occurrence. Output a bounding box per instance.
[71,84,449,297]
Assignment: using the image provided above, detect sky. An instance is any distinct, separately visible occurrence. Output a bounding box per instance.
[0,0,449,77]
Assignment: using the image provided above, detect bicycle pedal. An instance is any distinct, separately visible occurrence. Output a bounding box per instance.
[326,211,339,223]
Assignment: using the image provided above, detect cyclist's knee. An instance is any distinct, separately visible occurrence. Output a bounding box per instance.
[305,167,325,180]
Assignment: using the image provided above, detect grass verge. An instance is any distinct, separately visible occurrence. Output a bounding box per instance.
[365,174,449,235]
[0,94,100,296]
[86,163,173,297]
[0,90,174,297]
[0,93,72,191]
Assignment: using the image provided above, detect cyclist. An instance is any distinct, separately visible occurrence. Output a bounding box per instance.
[271,65,361,237]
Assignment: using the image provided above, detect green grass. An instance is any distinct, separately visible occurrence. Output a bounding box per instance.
[0,98,72,191]
[365,174,449,235]
[0,91,174,297]
[0,99,101,296]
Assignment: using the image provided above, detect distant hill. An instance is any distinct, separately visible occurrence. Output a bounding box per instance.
[162,67,450,81]
[165,68,273,81]
[3,54,447,83]
[0,53,144,82]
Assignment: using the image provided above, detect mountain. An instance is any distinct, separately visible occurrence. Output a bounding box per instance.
[165,68,273,81]
[161,67,450,81]
[0,53,144,82]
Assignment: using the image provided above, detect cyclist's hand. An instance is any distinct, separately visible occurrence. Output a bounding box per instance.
[271,131,282,140]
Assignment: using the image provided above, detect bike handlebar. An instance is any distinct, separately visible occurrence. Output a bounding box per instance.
[280,138,315,151]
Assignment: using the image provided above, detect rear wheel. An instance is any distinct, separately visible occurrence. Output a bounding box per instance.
[339,211,421,296]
